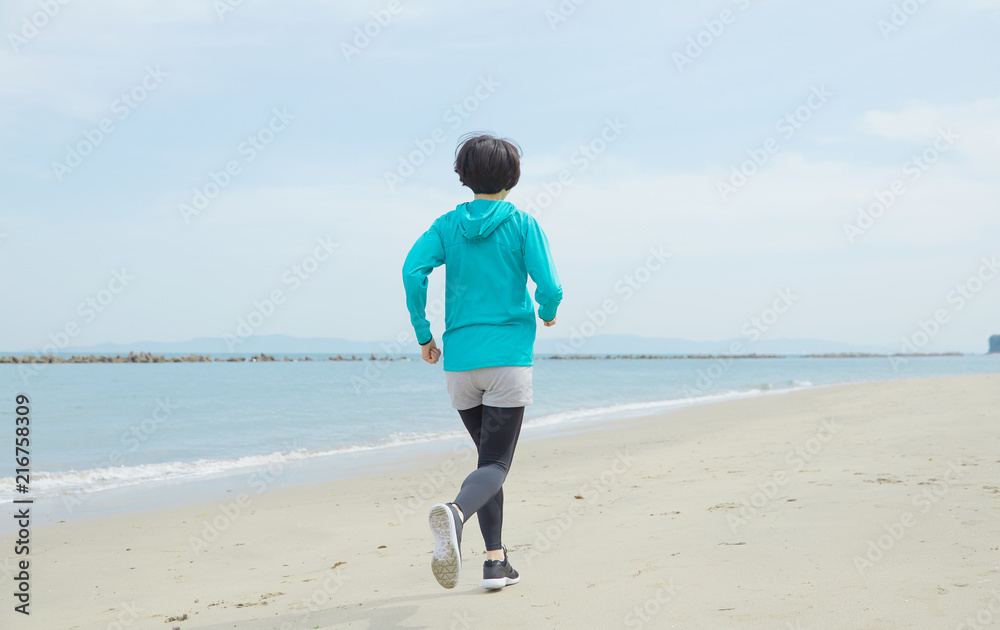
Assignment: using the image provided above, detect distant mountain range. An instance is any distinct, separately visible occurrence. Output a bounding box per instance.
[4,334,909,356]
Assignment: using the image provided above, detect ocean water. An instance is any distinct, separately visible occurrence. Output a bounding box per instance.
[1,354,997,510]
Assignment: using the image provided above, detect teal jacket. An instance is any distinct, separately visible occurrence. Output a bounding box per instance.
[403,199,563,371]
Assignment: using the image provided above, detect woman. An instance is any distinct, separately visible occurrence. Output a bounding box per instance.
[402,132,563,590]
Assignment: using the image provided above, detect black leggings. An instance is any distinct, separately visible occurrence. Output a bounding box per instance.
[452,405,524,552]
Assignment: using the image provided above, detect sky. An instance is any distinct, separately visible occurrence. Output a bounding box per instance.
[1,0,999,354]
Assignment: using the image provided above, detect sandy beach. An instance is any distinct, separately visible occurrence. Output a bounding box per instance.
[3,374,999,629]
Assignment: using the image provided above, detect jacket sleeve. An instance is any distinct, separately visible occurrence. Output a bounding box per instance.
[402,224,446,345]
[523,215,563,322]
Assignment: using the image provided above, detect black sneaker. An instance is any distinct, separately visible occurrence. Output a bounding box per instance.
[481,546,519,590]
[429,503,463,589]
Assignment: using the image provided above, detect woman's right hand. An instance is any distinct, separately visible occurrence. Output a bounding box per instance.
[421,338,441,364]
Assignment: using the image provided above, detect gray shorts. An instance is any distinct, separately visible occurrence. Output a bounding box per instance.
[444,366,533,410]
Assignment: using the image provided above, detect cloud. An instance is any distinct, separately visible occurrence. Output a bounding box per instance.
[957,0,1000,13]
[2,0,998,351]
[864,99,1000,174]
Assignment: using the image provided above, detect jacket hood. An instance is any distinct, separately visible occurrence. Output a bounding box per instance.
[458,199,516,239]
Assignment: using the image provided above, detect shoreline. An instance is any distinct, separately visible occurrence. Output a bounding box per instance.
[3,367,995,525]
[0,379,832,524]
[2,374,999,628]
[1,351,986,363]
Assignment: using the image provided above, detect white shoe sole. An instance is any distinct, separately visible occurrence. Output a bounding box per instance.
[429,504,461,589]
[482,575,520,590]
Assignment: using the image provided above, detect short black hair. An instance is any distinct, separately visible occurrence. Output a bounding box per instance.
[453,132,522,195]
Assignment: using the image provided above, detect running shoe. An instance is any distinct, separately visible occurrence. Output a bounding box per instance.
[428,503,463,589]
[481,546,519,590]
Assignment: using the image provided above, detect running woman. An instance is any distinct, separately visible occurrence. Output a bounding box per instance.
[402,132,563,590]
